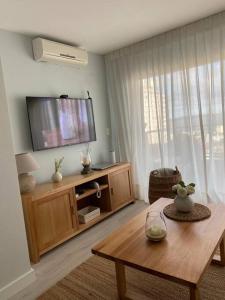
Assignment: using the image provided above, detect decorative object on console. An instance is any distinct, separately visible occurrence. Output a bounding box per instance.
[15,152,39,193]
[52,157,64,183]
[78,206,100,224]
[172,181,195,213]
[88,181,102,198]
[109,150,116,164]
[145,211,167,241]
[149,167,182,204]
[80,146,92,174]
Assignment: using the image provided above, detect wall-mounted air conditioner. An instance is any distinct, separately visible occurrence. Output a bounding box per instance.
[32,38,88,66]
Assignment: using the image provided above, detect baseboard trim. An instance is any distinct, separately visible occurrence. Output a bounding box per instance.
[0,268,35,300]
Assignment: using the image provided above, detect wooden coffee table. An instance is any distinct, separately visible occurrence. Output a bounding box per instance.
[92,198,225,300]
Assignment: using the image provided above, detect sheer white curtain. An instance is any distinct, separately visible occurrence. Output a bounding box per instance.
[105,12,225,203]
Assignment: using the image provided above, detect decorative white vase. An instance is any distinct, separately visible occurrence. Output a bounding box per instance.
[174,195,194,213]
[52,171,63,183]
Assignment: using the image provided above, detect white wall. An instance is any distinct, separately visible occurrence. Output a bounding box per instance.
[0,59,34,299]
[0,30,111,297]
[0,30,111,183]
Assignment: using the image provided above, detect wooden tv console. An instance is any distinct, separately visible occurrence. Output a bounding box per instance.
[21,162,134,263]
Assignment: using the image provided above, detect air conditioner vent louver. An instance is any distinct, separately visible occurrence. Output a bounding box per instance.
[60,54,76,59]
[32,38,88,66]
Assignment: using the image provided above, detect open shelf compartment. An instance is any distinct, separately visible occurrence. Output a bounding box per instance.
[75,176,111,227]
[75,184,108,201]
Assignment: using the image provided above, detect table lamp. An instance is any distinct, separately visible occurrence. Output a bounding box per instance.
[15,153,39,193]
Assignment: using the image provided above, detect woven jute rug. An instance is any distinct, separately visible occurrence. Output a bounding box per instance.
[39,254,225,299]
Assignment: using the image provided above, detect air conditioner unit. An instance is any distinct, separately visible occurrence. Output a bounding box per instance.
[32,38,88,66]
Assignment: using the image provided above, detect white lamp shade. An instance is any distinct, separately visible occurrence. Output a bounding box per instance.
[15,153,39,174]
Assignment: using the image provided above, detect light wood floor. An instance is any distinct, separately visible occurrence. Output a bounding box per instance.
[11,200,148,300]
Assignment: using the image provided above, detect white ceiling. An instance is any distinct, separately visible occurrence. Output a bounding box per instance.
[0,0,225,54]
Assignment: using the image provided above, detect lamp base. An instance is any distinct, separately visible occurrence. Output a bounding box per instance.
[19,173,36,193]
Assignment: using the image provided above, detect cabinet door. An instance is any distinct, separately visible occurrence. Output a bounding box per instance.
[34,189,78,252]
[109,167,133,210]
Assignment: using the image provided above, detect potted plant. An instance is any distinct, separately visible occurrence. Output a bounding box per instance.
[172,181,195,213]
[52,157,64,183]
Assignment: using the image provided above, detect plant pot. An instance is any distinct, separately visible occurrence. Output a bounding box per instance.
[52,171,63,183]
[174,195,194,213]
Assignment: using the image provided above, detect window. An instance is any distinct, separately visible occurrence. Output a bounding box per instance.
[143,61,224,160]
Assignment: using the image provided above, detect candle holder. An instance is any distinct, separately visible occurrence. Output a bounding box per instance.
[80,150,92,175]
[145,211,167,242]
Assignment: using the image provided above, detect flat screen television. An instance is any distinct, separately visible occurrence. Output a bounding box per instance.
[26,96,96,151]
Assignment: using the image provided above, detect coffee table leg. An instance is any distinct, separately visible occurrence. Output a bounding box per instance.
[219,236,225,266]
[212,236,225,266]
[190,286,200,300]
[115,262,127,299]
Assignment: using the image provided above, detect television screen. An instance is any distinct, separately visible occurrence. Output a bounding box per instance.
[26,97,96,151]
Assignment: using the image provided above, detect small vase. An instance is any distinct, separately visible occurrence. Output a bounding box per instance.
[174,195,194,213]
[52,171,63,183]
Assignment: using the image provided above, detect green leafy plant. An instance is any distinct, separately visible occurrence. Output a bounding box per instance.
[54,157,64,173]
[172,181,195,198]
